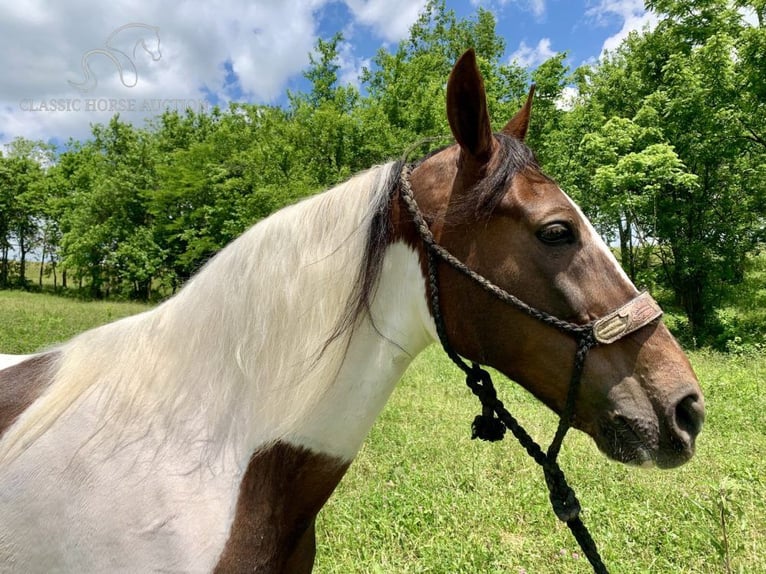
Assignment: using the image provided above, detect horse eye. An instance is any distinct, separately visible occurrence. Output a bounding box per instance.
[537,222,575,246]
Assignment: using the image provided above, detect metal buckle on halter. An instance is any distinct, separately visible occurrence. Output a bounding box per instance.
[592,291,663,345]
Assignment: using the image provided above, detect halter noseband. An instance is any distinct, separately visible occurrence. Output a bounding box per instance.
[398,165,662,574]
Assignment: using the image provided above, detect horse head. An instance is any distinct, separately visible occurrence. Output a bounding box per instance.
[401,49,704,469]
[139,25,162,62]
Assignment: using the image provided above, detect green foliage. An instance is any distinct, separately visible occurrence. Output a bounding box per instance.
[303,32,344,107]
[713,252,766,352]
[56,118,162,299]
[0,139,52,289]
[562,0,766,344]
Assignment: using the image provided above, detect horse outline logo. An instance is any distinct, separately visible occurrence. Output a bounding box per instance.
[69,23,161,93]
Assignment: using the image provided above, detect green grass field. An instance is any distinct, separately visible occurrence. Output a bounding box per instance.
[0,290,150,354]
[1,290,764,573]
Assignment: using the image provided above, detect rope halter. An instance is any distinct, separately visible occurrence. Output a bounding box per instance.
[398,164,663,574]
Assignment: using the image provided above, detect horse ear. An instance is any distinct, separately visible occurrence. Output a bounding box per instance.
[446,49,494,162]
[502,84,536,141]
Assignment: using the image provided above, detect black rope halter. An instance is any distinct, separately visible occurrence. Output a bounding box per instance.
[398,164,664,574]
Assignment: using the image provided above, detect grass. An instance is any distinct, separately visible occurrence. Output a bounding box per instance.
[1,290,764,573]
[0,290,150,353]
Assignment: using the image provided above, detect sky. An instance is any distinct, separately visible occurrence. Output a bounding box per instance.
[0,0,659,149]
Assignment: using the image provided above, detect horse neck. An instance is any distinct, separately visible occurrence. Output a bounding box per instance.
[0,165,435,470]
[279,241,435,460]
[67,165,434,464]
[154,179,434,462]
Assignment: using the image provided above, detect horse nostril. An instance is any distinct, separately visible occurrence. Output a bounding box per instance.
[674,393,705,439]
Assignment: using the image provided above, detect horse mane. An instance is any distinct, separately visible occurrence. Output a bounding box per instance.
[451,133,545,221]
[322,160,405,352]
[0,162,403,464]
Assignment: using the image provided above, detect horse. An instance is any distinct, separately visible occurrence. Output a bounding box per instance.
[0,49,704,573]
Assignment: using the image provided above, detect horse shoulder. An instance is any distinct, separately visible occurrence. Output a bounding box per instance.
[214,441,350,573]
[0,353,58,439]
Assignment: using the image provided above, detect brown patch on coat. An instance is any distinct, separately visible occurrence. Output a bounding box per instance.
[0,353,58,438]
[213,441,349,573]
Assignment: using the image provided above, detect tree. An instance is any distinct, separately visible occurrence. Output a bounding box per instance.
[59,118,163,299]
[570,0,766,342]
[362,0,526,142]
[581,117,665,281]
[0,139,53,289]
[302,32,343,107]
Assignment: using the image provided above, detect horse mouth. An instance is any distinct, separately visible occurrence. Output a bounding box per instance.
[595,414,661,467]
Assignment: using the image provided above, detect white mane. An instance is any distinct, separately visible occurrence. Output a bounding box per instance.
[0,162,399,464]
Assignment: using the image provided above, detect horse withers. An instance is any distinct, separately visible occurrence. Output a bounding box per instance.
[0,50,703,572]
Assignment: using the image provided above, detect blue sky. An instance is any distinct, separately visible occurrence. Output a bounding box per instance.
[281,0,654,98]
[315,0,618,73]
[0,0,656,147]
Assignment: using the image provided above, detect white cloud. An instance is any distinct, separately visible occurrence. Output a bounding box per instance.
[344,0,427,43]
[336,38,371,89]
[555,86,579,111]
[508,38,557,69]
[528,0,545,17]
[586,0,658,55]
[0,0,323,144]
[0,0,424,146]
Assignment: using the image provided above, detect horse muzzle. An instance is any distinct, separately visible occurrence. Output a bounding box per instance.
[595,386,704,469]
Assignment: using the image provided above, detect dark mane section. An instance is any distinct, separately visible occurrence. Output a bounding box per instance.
[352,159,406,328]
[321,160,405,354]
[470,133,543,219]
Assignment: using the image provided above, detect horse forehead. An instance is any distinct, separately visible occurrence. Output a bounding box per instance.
[498,177,636,294]
[557,183,637,290]
[499,173,576,222]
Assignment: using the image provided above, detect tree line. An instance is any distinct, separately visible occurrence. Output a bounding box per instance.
[1,0,764,346]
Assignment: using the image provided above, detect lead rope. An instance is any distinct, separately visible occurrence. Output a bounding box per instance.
[399,164,609,574]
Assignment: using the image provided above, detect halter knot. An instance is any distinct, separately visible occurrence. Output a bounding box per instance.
[466,364,506,442]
